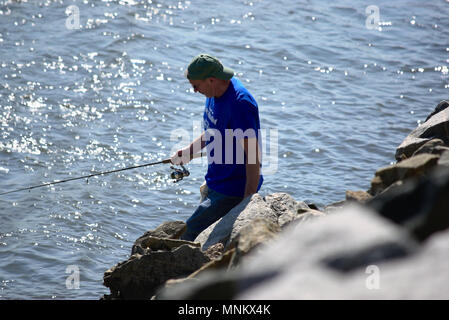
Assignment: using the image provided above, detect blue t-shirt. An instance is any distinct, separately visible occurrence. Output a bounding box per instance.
[203,77,263,197]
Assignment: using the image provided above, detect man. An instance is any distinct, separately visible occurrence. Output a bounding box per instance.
[171,53,263,241]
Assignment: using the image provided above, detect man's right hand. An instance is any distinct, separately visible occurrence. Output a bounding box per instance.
[170,146,191,165]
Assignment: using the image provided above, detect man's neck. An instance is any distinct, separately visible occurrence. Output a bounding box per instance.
[214,80,231,98]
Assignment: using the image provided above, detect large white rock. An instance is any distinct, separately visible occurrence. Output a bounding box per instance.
[194,193,317,251]
[237,204,449,299]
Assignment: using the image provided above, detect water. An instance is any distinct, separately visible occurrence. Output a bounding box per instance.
[0,0,448,299]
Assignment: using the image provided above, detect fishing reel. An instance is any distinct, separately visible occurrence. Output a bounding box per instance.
[170,164,190,182]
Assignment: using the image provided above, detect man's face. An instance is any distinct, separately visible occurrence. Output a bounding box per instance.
[189,78,213,98]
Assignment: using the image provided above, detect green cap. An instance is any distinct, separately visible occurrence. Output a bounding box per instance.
[187,54,234,81]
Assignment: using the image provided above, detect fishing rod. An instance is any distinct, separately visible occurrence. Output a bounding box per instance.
[0,152,206,196]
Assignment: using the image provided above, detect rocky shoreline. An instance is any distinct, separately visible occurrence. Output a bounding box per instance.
[102,100,449,300]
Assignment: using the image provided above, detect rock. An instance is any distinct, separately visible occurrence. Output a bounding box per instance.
[411,138,449,157]
[264,193,310,228]
[103,242,210,300]
[323,200,347,214]
[193,195,264,251]
[345,190,373,204]
[236,219,449,299]
[425,100,449,122]
[203,243,225,260]
[153,248,237,299]
[438,150,449,167]
[369,153,439,195]
[135,220,186,240]
[395,101,449,160]
[367,166,449,242]
[131,220,187,255]
[374,180,404,198]
[194,193,312,251]
[369,175,385,196]
[160,278,199,295]
[156,267,243,300]
[132,236,200,255]
[158,204,436,300]
[157,227,449,299]
[186,249,236,279]
[306,203,320,211]
[291,209,325,225]
[156,218,281,297]
[229,218,281,268]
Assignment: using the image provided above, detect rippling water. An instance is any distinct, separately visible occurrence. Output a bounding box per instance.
[0,0,448,299]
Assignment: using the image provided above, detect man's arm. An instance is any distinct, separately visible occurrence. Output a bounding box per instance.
[171,132,207,164]
[241,137,261,198]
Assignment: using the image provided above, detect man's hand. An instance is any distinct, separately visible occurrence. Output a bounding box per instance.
[171,133,207,165]
[170,146,191,165]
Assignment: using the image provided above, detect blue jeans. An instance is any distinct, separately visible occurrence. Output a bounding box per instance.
[181,187,243,242]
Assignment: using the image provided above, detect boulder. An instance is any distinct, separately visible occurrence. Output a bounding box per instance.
[153,248,236,299]
[203,242,225,261]
[345,190,372,204]
[103,242,210,300]
[438,149,449,167]
[236,219,449,299]
[193,195,267,251]
[291,208,325,224]
[131,236,200,255]
[367,166,449,242]
[155,217,282,298]
[134,220,186,240]
[229,218,281,268]
[395,100,449,160]
[186,248,236,279]
[264,193,311,228]
[194,193,317,251]
[131,220,187,255]
[103,220,208,300]
[411,138,449,157]
[102,194,321,299]
[424,100,449,122]
[369,153,439,195]
[323,200,347,214]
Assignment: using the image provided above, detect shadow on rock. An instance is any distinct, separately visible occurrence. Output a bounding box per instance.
[367,166,449,242]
